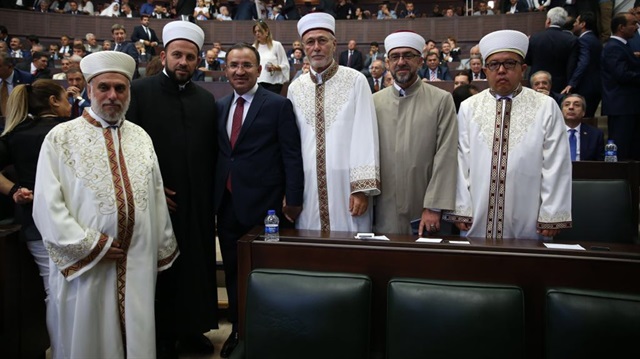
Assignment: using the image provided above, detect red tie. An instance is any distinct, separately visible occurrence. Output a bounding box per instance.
[226,97,245,192]
[72,99,80,118]
[374,79,379,92]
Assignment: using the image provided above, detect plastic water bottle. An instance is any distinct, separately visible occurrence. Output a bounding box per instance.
[264,210,279,242]
[604,140,618,162]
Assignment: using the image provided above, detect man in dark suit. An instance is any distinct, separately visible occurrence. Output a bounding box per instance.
[111,24,140,79]
[601,12,640,160]
[526,6,579,93]
[562,94,604,161]
[66,68,91,118]
[339,39,364,71]
[58,35,73,57]
[362,41,383,77]
[198,49,221,71]
[0,51,34,118]
[503,0,529,14]
[367,59,385,93]
[233,0,258,20]
[15,51,51,79]
[467,55,486,80]
[282,0,300,19]
[214,43,304,358]
[418,51,452,81]
[8,37,30,60]
[562,11,602,118]
[131,15,159,56]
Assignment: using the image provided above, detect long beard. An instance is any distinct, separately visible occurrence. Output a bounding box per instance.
[90,92,131,124]
[165,64,192,85]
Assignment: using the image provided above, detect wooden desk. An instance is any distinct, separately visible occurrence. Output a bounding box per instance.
[0,226,49,359]
[238,229,640,359]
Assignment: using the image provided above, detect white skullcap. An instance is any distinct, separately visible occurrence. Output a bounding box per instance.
[479,30,528,62]
[163,20,205,51]
[80,51,135,83]
[297,12,335,37]
[384,31,425,54]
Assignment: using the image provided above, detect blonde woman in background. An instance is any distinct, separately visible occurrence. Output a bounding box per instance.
[252,20,290,94]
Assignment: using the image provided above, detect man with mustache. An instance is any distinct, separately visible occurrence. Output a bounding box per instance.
[33,50,179,359]
[443,30,572,240]
[126,21,219,359]
[373,31,458,236]
[287,12,380,232]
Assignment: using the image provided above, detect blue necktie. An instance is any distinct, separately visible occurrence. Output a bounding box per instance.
[569,129,577,161]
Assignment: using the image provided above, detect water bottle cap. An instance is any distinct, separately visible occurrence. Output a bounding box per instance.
[607,140,615,144]
[268,210,275,215]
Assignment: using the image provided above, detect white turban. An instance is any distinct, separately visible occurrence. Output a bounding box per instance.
[297,12,335,37]
[479,30,529,62]
[80,51,135,83]
[384,31,425,54]
[163,20,205,51]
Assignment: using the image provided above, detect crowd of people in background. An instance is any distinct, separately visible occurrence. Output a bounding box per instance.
[0,2,639,358]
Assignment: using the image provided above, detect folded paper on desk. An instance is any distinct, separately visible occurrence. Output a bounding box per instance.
[449,240,471,244]
[355,233,390,241]
[543,243,586,250]
[416,238,443,243]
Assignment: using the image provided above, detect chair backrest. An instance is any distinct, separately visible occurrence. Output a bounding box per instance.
[555,179,635,243]
[546,288,640,359]
[243,269,371,359]
[387,278,525,359]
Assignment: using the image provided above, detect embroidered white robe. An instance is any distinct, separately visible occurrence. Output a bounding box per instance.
[443,87,572,239]
[287,62,381,232]
[33,110,178,359]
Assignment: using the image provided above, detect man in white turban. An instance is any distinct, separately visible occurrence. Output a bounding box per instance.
[33,51,179,359]
[287,12,381,232]
[442,29,572,239]
[373,30,458,235]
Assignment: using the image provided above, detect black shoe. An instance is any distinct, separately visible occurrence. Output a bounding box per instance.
[220,331,239,358]
[156,340,179,359]
[178,333,215,354]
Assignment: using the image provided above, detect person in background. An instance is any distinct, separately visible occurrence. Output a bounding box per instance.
[252,20,289,94]
[562,94,604,161]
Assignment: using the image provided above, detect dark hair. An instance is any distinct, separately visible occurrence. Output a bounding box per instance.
[27,35,39,43]
[225,42,261,65]
[455,71,471,82]
[72,44,85,51]
[145,56,164,77]
[141,14,150,20]
[578,11,598,33]
[32,51,48,61]
[611,13,630,34]
[452,84,479,113]
[370,41,379,47]
[3,79,65,135]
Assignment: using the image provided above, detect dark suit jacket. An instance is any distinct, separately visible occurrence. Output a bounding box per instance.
[131,25,159,56]
[0,69,34,116]
[526,26,579,93]
[418,65,452,81]
[68,88,91,117]
[577,122,604,161]
[467,69,486,80]
[502,0,529,13]
[191,69,205,81]
[15,62,51,79]
[339,49,364,71]
[233,0,258,20]
[600,37,640,116]
[629,31,640,52]
[568,31,602,97]
[282,0,300,19]
[214,86,304,227]
[199,58,221,71]
[367,76,385,93]
[114,42,140,79]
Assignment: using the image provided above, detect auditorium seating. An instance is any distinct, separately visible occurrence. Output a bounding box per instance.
[546,288,640,359]
[230,269,372,359]
[555,180,636,243]
[386,278,525,359]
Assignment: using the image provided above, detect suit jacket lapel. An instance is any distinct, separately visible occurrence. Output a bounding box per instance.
[236,87,266,146]
[220,95,234,150]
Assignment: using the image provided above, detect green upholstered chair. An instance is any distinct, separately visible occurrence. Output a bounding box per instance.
[554,180,635,243]
[230,269,371,359]
[546,288,640,359]
[386,278,525,359]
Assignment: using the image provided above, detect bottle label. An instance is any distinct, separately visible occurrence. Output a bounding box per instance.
[605,150,616,156]
[265,224,279,234]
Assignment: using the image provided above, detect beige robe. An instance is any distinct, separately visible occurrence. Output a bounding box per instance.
[373,80,458,234]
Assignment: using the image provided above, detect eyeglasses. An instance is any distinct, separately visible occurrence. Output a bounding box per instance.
[485,60,522,71]
[227,63,257,70]
[387,52,420,62]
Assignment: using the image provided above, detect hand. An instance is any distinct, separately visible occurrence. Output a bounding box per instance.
[560,85,572,95]
[418,208,441,236]
[102,239,125,261]
[283,204,302,223]
[538,229,561,237]
[536,89,550,96]
[67,86,80,98]
[349,192,368,216]
[455,222,471,231]
[13,187,33,204]
[164,187,177,213]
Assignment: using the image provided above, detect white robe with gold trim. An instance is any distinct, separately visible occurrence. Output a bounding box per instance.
[287,64,381,232]
[33,110,178,359]
[443,87,572,239]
